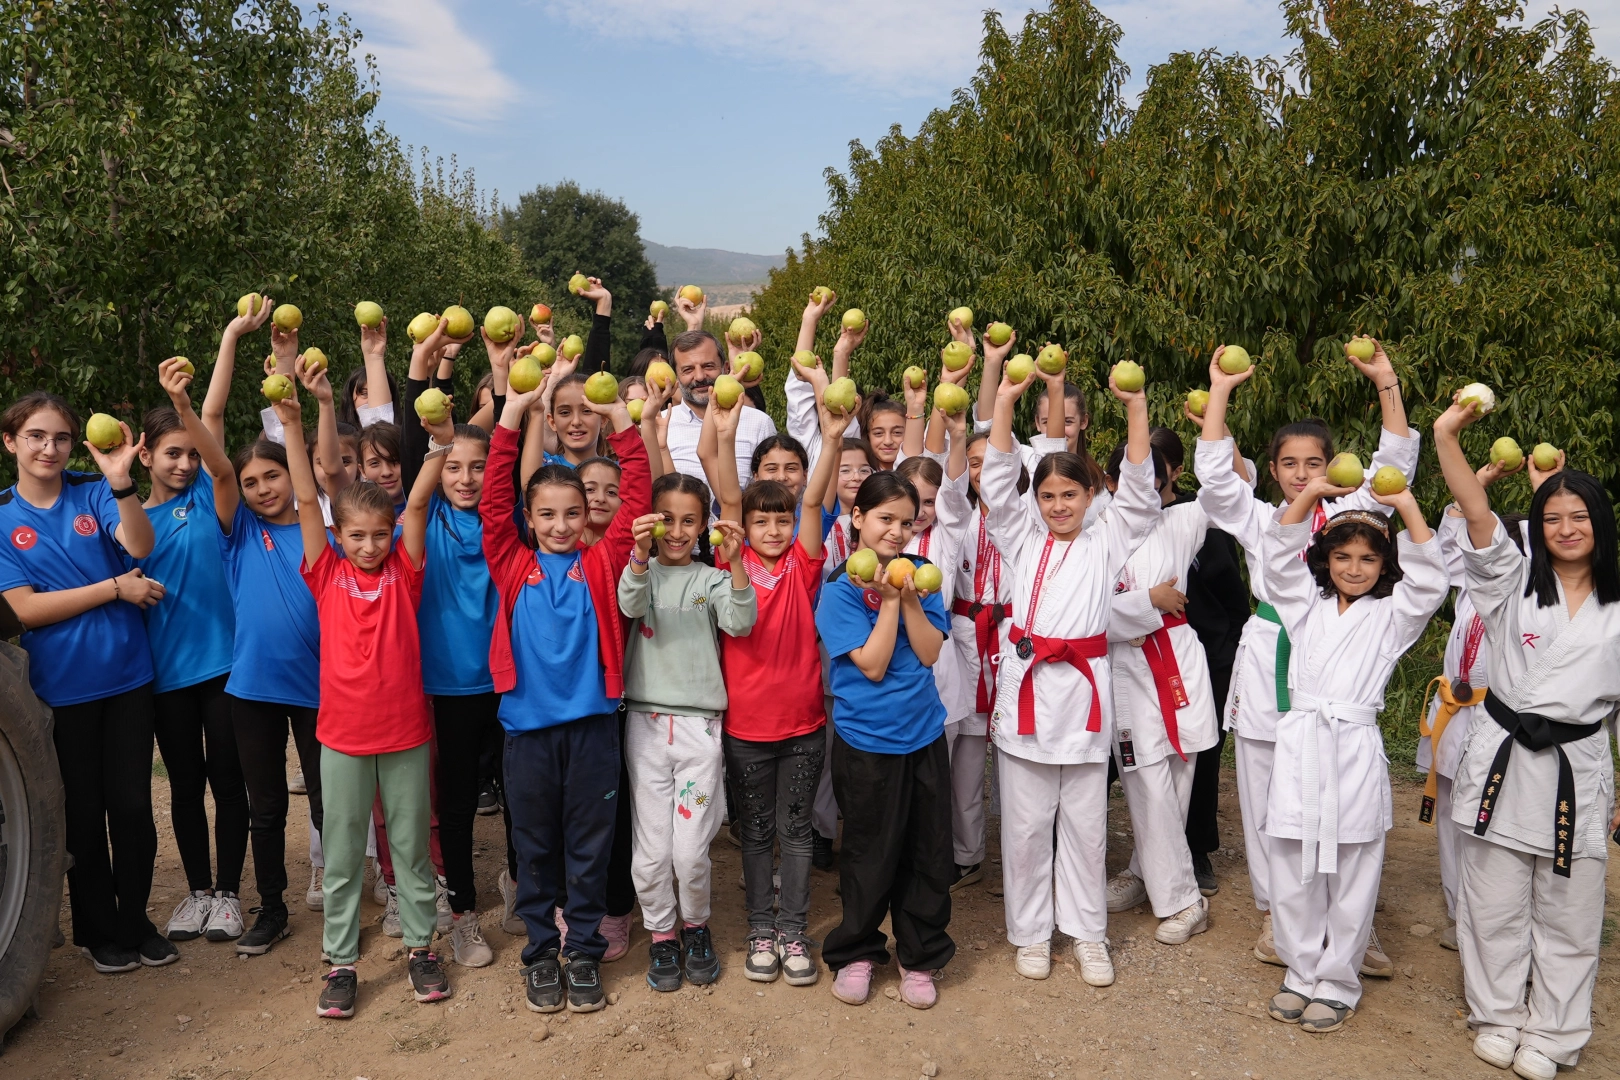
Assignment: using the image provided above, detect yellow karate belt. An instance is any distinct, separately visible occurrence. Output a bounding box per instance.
[1417,674,1487,825]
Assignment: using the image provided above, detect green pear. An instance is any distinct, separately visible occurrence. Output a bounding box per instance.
[1532,442,1560,470]
[584,371,619,405]
[709,528,724,547]
[85,413,123,450]
[985,322,1013,347]
[530,343,557,368]
[1490,437,1523,471]
[649,300,668,320]
[272,304,302,332]
[1344,337,1375,362]
[1326,452,1364,488]
[934,383,971,416]
[841,308,866,333]
[530,302,552,325]
[442,305,475,339]
[354,301,384,328]
[1186,388,1210,416]
[483,305,520,343]
[941,341,973,371]
[652,521,667,539]
[508,355,543,394]
[174,357,195,376]
[1218,345,1251,374]
[712,374,744,409]
[679,284,705,305]
[261,374,295,403]
[644,360,675,390]
[560,334,585,360]
[792,349,820,371]
[407,312,439,343]
[1036,343,1067,374]
[913,563,944,594]
[1112,360,1145,392]
[628,399,645,423]
[732,352,764,381]
[947,306,974,331]
[1005,354,1036,385]
[903,366,927,390]
[824,377,858,415]
[569,273,591,296]
[237,292,264,318]
[302,347,328,376]
[1371,466,1407,496]
[728,316,757,342]
[810,285,834,305]
[847,548,880,583]
[414,387,451,424]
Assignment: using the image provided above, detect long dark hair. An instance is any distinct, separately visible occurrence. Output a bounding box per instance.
[652,471,716,565]
[338,367,402,430]
[847,471,918,551]
[750,433,808,475]
[1306,518,1402,601]
[1526,470,1620,608]
[1267,419,1334,464]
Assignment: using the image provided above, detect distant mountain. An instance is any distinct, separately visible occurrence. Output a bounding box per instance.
[642,241,784,288]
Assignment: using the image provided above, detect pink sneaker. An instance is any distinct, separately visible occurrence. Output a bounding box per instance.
[553,908,568,952]
[600,913,632,962]
[897,964,937,1009]
[831,959,873,1005]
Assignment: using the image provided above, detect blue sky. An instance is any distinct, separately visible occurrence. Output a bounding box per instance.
[322,0,1620,256]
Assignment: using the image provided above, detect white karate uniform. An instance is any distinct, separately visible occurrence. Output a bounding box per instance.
[1192,427,1421,911]
[946,507,1011,866]
[981,443,1160,945]
[1450,520,1620,1066]
[1106,501,1222,917]
[1261,517,1447,1008]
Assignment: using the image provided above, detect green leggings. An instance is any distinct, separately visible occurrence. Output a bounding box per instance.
[321,742,435,963]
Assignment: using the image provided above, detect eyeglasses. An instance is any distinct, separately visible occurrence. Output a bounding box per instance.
[838,465,873,480]
[20,432,74,451]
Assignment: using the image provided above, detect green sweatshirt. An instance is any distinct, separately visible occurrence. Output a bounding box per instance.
[617,558,757,719]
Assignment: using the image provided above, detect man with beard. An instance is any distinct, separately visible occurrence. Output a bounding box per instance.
[664,329,777,486]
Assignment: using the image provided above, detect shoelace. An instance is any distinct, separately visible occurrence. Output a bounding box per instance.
[411,952,444,979]
[748,937,775,954]
[781,939,808,958]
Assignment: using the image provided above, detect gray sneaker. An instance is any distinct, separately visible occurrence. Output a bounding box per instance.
[305,866,324,912]
[435,876,454,933]
[498,869,524,936]
[779,933,819,987]
[743,931,779,982]
[449,910,494,967]
[381,886,402,938]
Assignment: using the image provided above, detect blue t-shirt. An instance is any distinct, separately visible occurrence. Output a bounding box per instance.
[131,472,235,693]
[418,494,496,696]
[498,550,613,732]
[814,567,950,755]
[0,473,154,707]
[542,452,573,469]
[216,499,320,709]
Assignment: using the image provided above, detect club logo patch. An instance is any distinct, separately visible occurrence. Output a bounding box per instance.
[73,514,97,537]
[172,505,189,520]
[10,526,36,550]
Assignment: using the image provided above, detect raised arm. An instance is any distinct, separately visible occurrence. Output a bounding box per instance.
[1432,395,1497,550]
[295,353,347,500]
[359,314,391,413]
[577,277,613,372]
[702,388,745,521]
[483,387,545,562]
[801,396,857,560]
[639,376,674,484]
[159,356,240,530]
[273,378,328,568]
[202,300,274,446]
[1344,336,1406,439]
[974,323,1011,427]
[404,410,456,568]
[79,418,153,559]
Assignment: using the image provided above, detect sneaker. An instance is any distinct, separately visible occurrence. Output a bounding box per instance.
[449,911,494,968]
[435,877,453,933]
[601,912,632,962]
[811,832,835,871]
[523,952,565,1012]
[1360,927,1394,977]
[498,869,524,936]
[288,768,306,795]
[408,949,452,1002]
[316,967,357,1018]
[1268,985,1310,1023]
[381,886,402,938]
[564,955,605,1012]
[950,863,982,891]
[647,939,683,992]
[743,931,780,982]
[1015,940,1051,980]
[831,959,873,1005]
[682,924,721,984]
[236,905,290,955]
[1512,1046,1557,1080]
[1155,897,1210,945]
[1105,868,1147,912]
[1439,923,1459,951]
[306,866,324,911]
[779,933,820,986]
[1192,851,1218,896]
[1298,997,1354,1033]
[1074,940,1115,987]
[138,933,180,967]
[165,890,213,941]
[897,964,937,1009]
[1254,912,1283,966]
[81,943,140,974]
[204,892,244,942]
[476,778,499,815]
[1474,1032,1518,1069]
[372,860,388,905]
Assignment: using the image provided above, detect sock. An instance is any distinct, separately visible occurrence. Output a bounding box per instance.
[652,930,679,943]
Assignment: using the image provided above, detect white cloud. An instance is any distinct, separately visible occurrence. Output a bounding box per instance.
[341,0,522,124]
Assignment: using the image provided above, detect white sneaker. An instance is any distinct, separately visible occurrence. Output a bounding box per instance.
[1360,926,1394,977]
[1155,897,1210,945]
[288,769,306,795]
[498,869,524,936]
[449,911,494,967]
[165,891,213,941]
[1255,912,1284,966]
[372,859,388,905]
[1074,939,1114,987]
[1015,941,1051,980]
[1512,1046,1557,1080]
[1474,1032,1517,1069]
[381,886,402,938]
[204,892,243,941]
[1104,869,1147,912]
[305,866,324,911]
[435,876,454,933]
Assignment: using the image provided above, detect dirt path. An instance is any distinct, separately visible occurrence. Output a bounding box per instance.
[5,765,1617,1080]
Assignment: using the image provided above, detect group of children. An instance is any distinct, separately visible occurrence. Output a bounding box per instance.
[3,280,1613,1079]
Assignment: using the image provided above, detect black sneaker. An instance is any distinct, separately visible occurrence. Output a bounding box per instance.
[476,779,499,816]
[811,832,835,871]
[523,951,564,1013]
[235,905,290,955]
[81,943,140,974]
[682,924,720,985]
[138,933,179,967]
[950,863,983,891]
[564,954,606,1012]
[316,967,357,1018]
[1192,852,1219,897]
[647,939,682,992]
[408,949,452,1002]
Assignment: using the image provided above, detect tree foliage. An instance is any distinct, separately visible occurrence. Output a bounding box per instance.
[752,0,1620,514]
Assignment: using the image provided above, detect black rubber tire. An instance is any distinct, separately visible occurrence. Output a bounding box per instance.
[0,641,64,1042]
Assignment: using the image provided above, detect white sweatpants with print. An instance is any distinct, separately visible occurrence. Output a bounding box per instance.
[1265,834,1383,1009]
[944,721,989,867]
[1234,734,1275,912]
[625,710,726,934]
[1120,752,1200,917]
[998,752,1108,947]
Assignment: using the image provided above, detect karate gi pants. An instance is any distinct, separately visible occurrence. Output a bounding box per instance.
[1456,831,1606,1066]
[1234,734,1275,912]
[625,711,725,933]
[1119,752,1201,917]
[944,720,988,867]
[1265,833,1383,1009]
[998,752,1108,947]
[1432,774,1461,920]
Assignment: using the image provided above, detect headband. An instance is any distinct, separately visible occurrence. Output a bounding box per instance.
[1319,508,1390,539]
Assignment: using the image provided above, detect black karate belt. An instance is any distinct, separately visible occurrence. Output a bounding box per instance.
[1474,690,1601,878]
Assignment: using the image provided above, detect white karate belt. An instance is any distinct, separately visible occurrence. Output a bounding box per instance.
[1294,692,1379,884]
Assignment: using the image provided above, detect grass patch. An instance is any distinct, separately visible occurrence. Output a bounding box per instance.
[152,758,167,779]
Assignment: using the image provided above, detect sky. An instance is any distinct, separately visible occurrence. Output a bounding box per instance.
[318,0,1620,257]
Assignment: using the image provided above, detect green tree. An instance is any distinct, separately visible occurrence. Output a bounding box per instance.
[500,181,665,374]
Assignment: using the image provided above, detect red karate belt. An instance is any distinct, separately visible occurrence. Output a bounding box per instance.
[1140,611,1192,760]
[1004,624,1108,736]
[952,597,1010,713]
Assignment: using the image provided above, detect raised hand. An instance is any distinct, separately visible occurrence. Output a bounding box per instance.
[84,419,143,484]
[157,356,195,405]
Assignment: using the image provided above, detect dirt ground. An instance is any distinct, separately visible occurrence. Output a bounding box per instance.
[4,759,1618,1080]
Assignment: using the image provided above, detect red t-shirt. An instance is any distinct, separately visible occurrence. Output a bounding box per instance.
[718,539,827,741]
[302,545,432,756]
